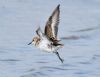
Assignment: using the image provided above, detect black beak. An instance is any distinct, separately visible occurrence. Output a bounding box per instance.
[28,42,32,45]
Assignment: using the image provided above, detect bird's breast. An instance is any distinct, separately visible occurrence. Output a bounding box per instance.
[37,40,55,52]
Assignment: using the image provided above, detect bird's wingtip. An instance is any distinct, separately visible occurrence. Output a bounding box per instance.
[57,4,60,8]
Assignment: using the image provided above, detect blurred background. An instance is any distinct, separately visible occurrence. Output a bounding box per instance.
[0,0,100,77]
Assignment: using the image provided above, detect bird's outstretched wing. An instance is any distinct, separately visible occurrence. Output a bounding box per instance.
[44,4,60,41]
[36,27,47,40]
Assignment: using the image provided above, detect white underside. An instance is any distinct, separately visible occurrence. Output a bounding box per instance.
[36,38,60,53]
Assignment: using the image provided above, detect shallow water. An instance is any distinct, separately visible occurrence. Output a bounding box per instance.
[0,0,100,77]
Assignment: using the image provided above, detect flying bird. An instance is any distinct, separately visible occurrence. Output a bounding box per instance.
[28,4,64,63]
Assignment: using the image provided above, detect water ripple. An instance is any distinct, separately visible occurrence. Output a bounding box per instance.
[35,61,49,64]
[21,71,47,77]
[61,35,89,40]
[73,25,100,32]
[92,54,100,61]
[77,61,91,65]
[40,66,68,71]
[0,59,21,61]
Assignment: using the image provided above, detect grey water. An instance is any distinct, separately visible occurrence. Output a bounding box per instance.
[0,0,100,77]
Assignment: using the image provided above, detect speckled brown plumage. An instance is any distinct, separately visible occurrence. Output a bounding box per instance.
[45,4,60,43]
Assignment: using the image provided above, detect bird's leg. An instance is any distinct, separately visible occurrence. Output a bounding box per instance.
[55,51,64,63]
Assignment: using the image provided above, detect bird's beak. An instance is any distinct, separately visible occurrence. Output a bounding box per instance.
[28,41,32,45]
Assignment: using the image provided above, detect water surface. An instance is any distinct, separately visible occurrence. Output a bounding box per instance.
[0,0,100,77]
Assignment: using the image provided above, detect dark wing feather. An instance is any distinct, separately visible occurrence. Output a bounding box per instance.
[45,4,60,41]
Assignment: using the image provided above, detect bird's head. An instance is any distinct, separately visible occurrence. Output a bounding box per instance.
[28,36,40,46]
